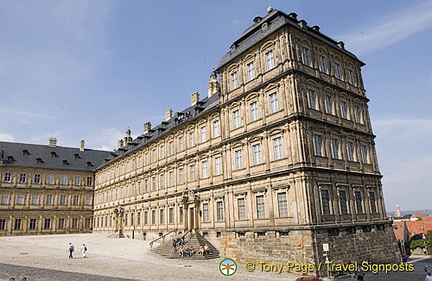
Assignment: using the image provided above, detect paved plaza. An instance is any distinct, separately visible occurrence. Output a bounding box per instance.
[0,234,430,281]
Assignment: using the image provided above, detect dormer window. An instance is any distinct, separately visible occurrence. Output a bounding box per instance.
[62,160,69,165]
[86,161,93,167]
[7,156,14,162]
[74,153,81,159]
[51,152,58,157]
[36,158,44,164]
[22,149,30,155]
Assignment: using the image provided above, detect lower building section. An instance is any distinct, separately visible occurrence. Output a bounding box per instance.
[0,210,93,236]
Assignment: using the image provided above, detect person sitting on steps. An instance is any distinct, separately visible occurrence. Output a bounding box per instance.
[198,246,205,255]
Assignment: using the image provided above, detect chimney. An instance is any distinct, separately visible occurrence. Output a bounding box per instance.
[166,108,173,121]
[49,138,57,147]
[191,92,200,106]
[124,129,132,145]
[79,140,85,152]
[207,71,220,98]
[144,122,151,134]
[118,139,124,148]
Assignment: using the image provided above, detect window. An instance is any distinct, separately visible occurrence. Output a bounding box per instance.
[361,145,368,164]
[247,61,255,81]
[189,165,195,181]
[151,210,156,225]
[144,152,149,165]
[302,47,310,66]
[45,194,53,205]
[160,209,165,224]
[58,218,65,229]
[234,150,243,169]
[168,170,174,187]
[160,174,165,189]
[1,193,9,204]
[34,174,40,184]
[44,218,51,229]
[179,206,184,223]
[85,196,92,205]
[168,141,174,156]
[354,106,362,123]
[74,176,80,186]
[0,219,5,230]
[355,191,363,213]
[29,219,37,230]
[179,168,184,184]
[19,173,26,183]
[201,126,207,142]
[256,195,265,219]
[72,218,78,228]
[252,144,262,165]
[341,101,348,119]
[202,203,209,222]
[189,132,195,147]
[269,92,279,113]
[48,174,55,184]
[321,189,330,215]
[277,192,288,217]
[137,212,141,226]
[144,179,148,192]
[250,102,258,121]
[319,56,327,73]
[347,142,355,162]
[237,198,246,220]
[178,137,184,151]
[14,219,21,230]
[86,177,93,186]
[339,190,348,214]
[213,120,220,137]
[144,211,148,225]
[85,218,91,228]
[369,192,377,213]
[152,176,156,190]
[314,134,323,157]
[215,157,222,175]
[335,63,342,79]
[61,175,68,185]
[16,194,24,205]
[160,145,165,158]
[3,172,11,183]
[348,69,355,85]
[73,195,79,205]
[216,201,224,221]
[231,72,238,89]
[265,50,274,70]
[201,161,208,178]
[31,194,39,205]
[325,95,333,114]
[168,208,174,224]
[59,195,66,205]
[308,90,317,110]
[331,138,340,159]
[233,110,240,129]
[152,149,156,162]
[273,137,283,160]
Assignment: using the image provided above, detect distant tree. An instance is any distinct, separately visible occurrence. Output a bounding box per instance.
[409,239,424,250]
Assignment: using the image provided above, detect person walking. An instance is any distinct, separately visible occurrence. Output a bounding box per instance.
[68,243,74,258]
[81,244,88,258]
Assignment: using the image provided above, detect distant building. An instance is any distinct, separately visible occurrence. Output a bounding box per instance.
[0,139,111,235]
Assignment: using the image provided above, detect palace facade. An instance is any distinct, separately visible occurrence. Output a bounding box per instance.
[1,8,398,273]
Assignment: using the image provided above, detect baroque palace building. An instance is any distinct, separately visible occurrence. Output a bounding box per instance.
[1,8,398,272]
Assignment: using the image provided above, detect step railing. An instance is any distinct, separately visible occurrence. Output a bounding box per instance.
[149,229,178,250]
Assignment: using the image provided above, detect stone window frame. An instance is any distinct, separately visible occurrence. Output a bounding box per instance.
[313,132,324,157]
[261,40,276,72]
[232,142,244,170]
[168,206,175,224]
[336,184,350,215]
[318,183,332,215]
[353,186,365,214]
[272,185,289,218]
[201,200,210,223]
[360,143,369,164]
[212,150,223,176]
[330,136,341,160]
[300,41,312,67]
[250,137,263,166]
[228,63,240,91]
[252,188,267,219]
[269,128,284,161]
[244,53,257,82]
[233,191,248,221]
[215,199,224,221]
[366,186,378,214]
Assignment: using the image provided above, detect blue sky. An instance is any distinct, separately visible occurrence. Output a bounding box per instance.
[0,0,431,212]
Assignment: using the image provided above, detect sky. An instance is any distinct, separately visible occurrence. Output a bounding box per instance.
[0,0,431,212]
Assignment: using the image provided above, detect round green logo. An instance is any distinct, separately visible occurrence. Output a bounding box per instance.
[219,258,237,276]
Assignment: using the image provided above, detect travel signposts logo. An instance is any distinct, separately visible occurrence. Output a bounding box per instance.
[219,258,237,276]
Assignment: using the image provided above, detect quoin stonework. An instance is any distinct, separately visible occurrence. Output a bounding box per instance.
[1,8,399,276]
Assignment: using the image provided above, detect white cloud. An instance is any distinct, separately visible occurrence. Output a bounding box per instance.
[88,128,125,151]
[373,117,432,144]
[0,133,14,142]
[339,1,432,55]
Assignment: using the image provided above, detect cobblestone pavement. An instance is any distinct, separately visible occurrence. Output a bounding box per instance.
[0,234,430,281]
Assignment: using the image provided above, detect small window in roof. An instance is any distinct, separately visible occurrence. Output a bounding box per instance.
[36,158,44,164]
[62,160,69,165]
[74,153,81,159]
[86,161,93,167]
[7,156,14,162]
[51,152,58,157]
[22,149,30,155]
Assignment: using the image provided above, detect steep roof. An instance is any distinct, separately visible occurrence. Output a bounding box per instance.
[217,9,364,70]
[102,92,221,167]
[0,141,113,172]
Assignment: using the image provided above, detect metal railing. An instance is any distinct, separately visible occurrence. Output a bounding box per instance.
[149,229,178,250]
